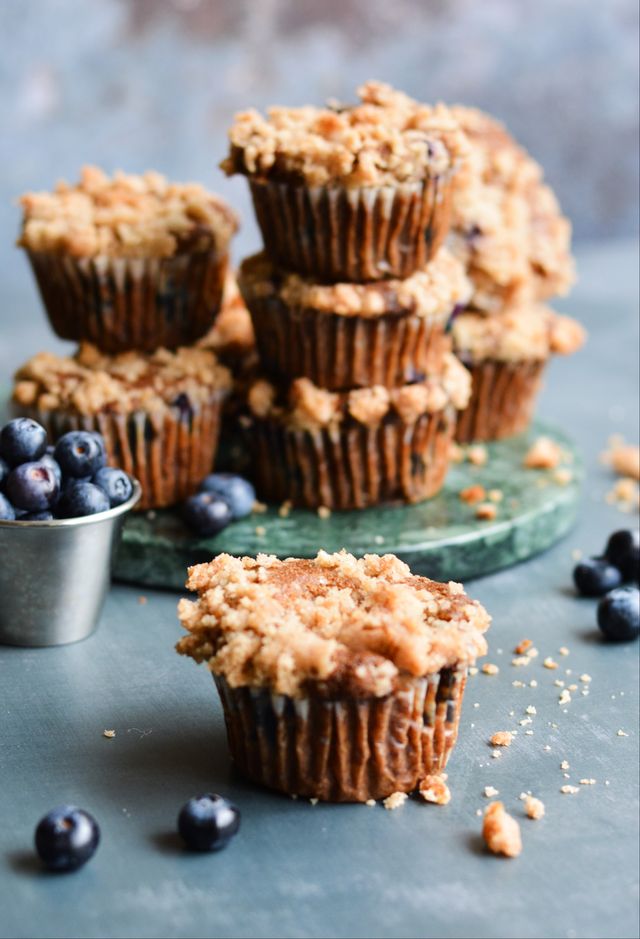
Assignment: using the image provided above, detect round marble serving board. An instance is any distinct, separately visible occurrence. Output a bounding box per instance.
[114,419,582,590]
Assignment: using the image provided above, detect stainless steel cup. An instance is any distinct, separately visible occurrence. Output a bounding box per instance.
[0,480,141,647]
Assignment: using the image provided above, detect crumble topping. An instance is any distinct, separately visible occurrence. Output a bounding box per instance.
[222,81,468,188]
[13,342,231,417]
[482,802,522,858]
[198,271,256,362]
[419,775,451,805]
[246,354,471,430]
[176,551,490,699]
[238,248,471,320]
[18,165,238,258]
[452,304,586,364]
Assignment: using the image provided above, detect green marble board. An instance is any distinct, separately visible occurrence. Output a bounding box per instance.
[114,419,582,589]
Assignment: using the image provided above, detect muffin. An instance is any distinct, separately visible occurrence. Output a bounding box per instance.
[238,248,471,390]
[12,343,232,510]
[452,304,586,442]
[244,354,471,509]
[177,550,490,802]
[18,166,238,353]
[449,107,575,314]
[221,82,468,282]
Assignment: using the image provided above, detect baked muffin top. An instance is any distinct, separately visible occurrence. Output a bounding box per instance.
[18,165,239,259]
[452,304,586,363]
[221,81,468,188]
[246,353,471,430]
[177,550,490,698]
[198,270,256,364]
[13,342,232,418]
[449,107,575,313]
[238,247,471,321]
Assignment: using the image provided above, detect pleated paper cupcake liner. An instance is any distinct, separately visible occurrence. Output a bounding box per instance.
[454,360,546,443]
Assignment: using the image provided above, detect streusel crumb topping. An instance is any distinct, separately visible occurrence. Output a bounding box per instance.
[18,165,238,258]
[176,551,490,698]
[13,343,231,417]
[238,248,471,321]
[198,270,256,362]
[221,81,468,187]
[246,354,471,429]
[452,304,586,363]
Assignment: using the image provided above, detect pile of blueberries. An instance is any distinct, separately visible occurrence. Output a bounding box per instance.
[0,417,133,521]
[181,472,256,536]
[573,529,639,641]
[34,794,239,872]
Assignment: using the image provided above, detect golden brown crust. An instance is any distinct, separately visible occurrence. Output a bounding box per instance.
[222,81,468,187]
[176,551,490,697]
[452,304,586,363]
[238,248,471,321]
[13,342,231,418]
[18,165,238,259]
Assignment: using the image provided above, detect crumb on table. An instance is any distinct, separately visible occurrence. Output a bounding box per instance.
[490,731,513,747]
[103,729,116,739]
[482,802,522,858]
[525,795,545,820]
[459,484,486,504]
[524,436,562,469]
[476,502,497,520]
[419,775,451,805]
[514,638,532,654]
[467,445,488,466]
[383,791,408,811]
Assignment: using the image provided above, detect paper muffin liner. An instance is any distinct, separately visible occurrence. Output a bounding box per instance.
[248,176,453,282]
[455,359,546,443]
[15,396,226,510]
[214,669,467,802]
[243,289,452,390]
[249,406,456,510]
[24,248,228,354]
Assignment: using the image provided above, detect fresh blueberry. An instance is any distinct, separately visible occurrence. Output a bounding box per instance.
[0,455,9,489]
[55,480,110,519]
[597,587,640,642]
[34,806,100,872]
[5,461,59,512]
[177,794,240,852]
[0,418,48,467]
[92,466,133,508]
[198,473,255,520]
[182,492,233,537]
[0,492,15,520]
[605,529,640,583]
[22,510,54,521]
[54,431,107,479]
[573,557,623,597]
[40,452,62,488]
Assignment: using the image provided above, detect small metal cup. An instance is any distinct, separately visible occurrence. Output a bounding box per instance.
[0,480,141,647]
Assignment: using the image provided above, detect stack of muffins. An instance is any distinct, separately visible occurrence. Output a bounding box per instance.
[224,81,475,510]
[12,166,238,509]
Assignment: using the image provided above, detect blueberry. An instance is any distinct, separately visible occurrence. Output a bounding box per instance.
[40,452,62,488]
[597,587,640,642]
[34,806,100,872]
[0,455,9,489]
[56,480,110,519]
[177,794,240,852]
[22,511,54,521]
[92,466,133,508]
[0,492,15,520]
[54,431,107,479]
[605,529,640,583]
[0,418,48,467]
[198,473,255,520]
[5,461,59,512]
[182,492,233,537]
[573,557,623,597]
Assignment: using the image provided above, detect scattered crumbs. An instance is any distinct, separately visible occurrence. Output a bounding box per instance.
[373,534,385,545]
[137,596,147,605]
[525,730,534,736]
[554,679,565,687]
[383,791,408,811]
[559,647,570,656]
[146,510,156,521]
[512,656,531,668]
[544,657,558,670]
[561,760,570,770]
[571,548,583,561]
[488,488,503,503]
[252,500,268,514]
[514,638,533,655]
[459,484,486,504]
[103,729,116,739]
[278,500,292,518]
[519,718,532,726]
[519,793,528,801]
[563,773,571,779]
[606,477,640,512]
[553,468,573,485]
[601,439,640,480]
[524,436,562,469]
[525,705,537,715]
[512,680,525,688]
[476,502,497,521]
[484,786,499,798]
[309,798,319,806]
[254,525,267,537]
[468,666,479,676]
[317,506,331,520]
[529,680,538,688]
[580,674,592,684]
[365,799,376,807]
[492,750,502,759]
[508,710,515,717]
[476,809,483,817]
[565,668,572,675]
[580,779,596,786]
[543,745,551,751]
[473,702,480,708]
[558,689,572,706]
[482,802,522,858]
[581,689,590,697]
[449,441,465,464]
[525,796,545,820]
[490,731,513,748]
[560,785,580,795]
[568,684,578,692]
[482,663,499,675]
[528,648,539,659]
[605,780,610,786]
[617,729,629,737]
[467,444,488,466]
[419,775,451,805]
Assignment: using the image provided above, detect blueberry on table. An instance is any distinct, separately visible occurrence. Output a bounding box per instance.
[0,492,15,520]
[605,529,640,583]
[178,794,240,852]
[92,466,133,507]
[573,557,623,597]
[198,473,255,520]
[0,417,47,467]
[597,587,640,642]
[55,480,110,519]
[5,461,59,512]
[34,806,100,872]
[182,492,233,537]
[54,431,107,479]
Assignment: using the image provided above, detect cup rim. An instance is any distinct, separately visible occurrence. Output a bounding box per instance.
[0,477,142,529]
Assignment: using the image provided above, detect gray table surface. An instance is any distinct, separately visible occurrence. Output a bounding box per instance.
[1,240,639,939]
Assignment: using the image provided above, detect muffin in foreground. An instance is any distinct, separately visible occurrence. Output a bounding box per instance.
[238,248,471,390]
[18,166,238,353]
[12,343,231,510]
[244,354,471,509]
[222,81,468,282]
[177,551,490,802]
[452,304,585,443]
